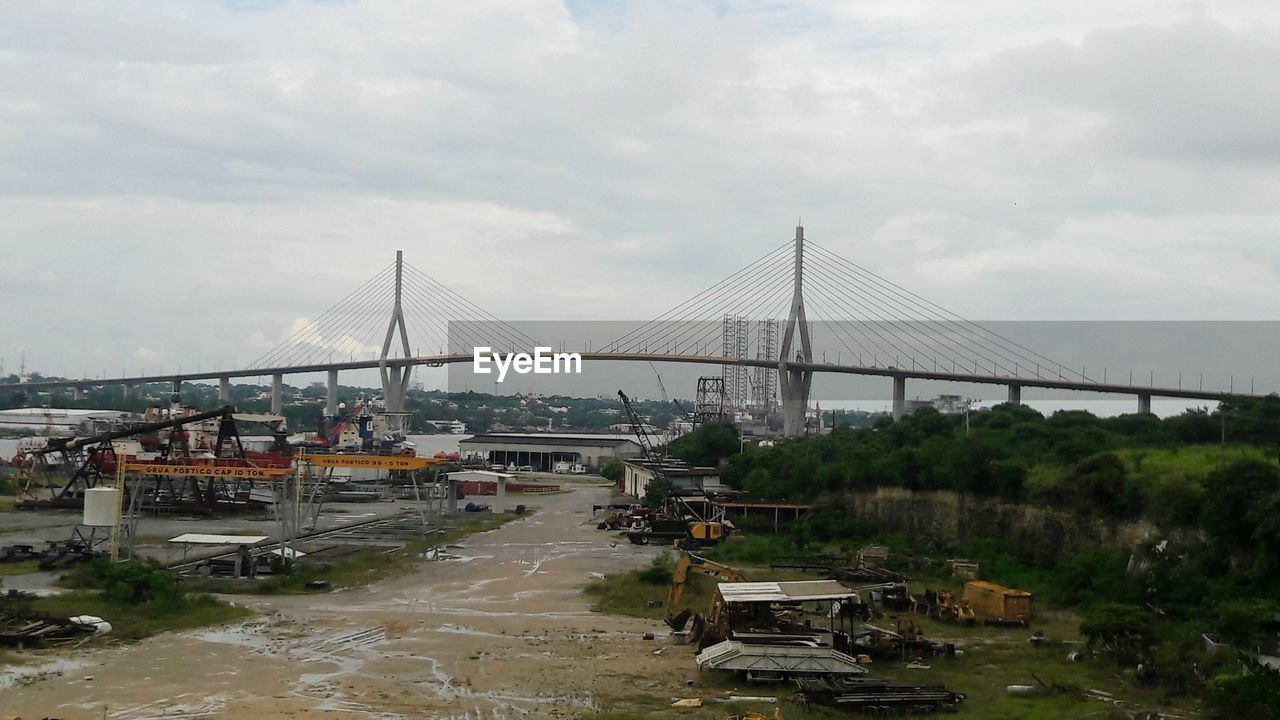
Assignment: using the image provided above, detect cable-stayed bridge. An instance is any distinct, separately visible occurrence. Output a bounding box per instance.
[4,229,1266,435]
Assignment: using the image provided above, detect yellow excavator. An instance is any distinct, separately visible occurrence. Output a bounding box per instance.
[664,552,749,641]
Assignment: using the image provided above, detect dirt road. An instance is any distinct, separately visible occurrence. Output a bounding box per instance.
[1,483,692,719]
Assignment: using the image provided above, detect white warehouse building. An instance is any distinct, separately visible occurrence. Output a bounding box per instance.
[458,433,644,472]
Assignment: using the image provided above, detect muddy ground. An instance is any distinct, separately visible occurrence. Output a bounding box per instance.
[1,482,695,719]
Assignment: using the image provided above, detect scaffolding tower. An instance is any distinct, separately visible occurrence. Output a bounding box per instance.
[752,319,779,409]
[721,314,750,409]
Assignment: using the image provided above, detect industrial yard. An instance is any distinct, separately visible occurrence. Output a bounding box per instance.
[0,477,1203,720]
[0,482,684,718]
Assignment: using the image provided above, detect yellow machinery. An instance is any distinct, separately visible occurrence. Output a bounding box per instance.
[931,589,976,624]
[665,552,749,634]
[963,580,1033,625]
[685,521,725,546]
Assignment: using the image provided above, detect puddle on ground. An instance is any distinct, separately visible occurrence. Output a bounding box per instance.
[0,656,87,690]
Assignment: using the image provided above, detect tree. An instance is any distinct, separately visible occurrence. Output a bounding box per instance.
[643,476,675,510]
[741,467,781,499]
[1080,603,1160,665]
[669,423,739,466]
[1067,453,1131,516]
[1166,408,1220,444]
[1207,655,1280,720]
[991,459,1028,500]
[1214,600,1278,650]
[1200,460,1280,548]
[600,459,624,483]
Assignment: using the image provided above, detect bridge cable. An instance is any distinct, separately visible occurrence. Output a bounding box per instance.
[607,247,791,355]
[654,265,797,357]
[798,267,909,366]
[805,247,1038,376]
[250,263,394,369]
[250,263,397,369]
[808,242,1087,382]
[606,240,793,352]
[396,277,495,355]
[401,263,540,350]
[803,260,977,371]
[398,271,530,355]
[285,281,398,368]
[399,263,540,353]
[278,278,397,367]
[610,245,794,355]
[620,251,794,356]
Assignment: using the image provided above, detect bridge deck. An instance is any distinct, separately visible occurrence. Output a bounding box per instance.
[0,352,1256,402]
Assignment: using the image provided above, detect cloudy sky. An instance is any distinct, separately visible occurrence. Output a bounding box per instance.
[2,0,1278,387]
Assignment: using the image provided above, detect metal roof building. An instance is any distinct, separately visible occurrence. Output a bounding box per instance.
[0,407,133,433]
[459,433,644,472]
[716,580,859,604]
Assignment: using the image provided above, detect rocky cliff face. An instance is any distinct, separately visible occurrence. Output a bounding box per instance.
[837,487,1160,563]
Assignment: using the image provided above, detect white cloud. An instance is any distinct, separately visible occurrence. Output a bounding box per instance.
[1,0,1278,381]
[131,347,164,368]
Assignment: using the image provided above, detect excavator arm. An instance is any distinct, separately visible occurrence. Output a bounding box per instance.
[664,552,748,631]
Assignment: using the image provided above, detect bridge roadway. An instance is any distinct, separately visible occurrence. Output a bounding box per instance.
[0,352,1256,418]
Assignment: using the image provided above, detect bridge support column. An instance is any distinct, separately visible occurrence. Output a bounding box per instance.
[271,373,283,415]
[171,378,181,405]
[1007,383,1021,406]
[72,385,83,401]
[892,376,906,422]
[1137,393,1152,414]
[326,369,339,417]
[495,476,507,514]
[778,225,814,437]
[378,251,413,436]
[219,376,231,403]
[123,382,136,402]
[780,368,812,437]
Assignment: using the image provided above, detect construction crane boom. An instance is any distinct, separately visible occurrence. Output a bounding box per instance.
[26,405,236,455]
[665,551,749,632]
[617,389,662,461]
[648,362,693,427]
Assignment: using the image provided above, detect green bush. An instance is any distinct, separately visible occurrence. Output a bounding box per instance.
[668,423,739,466]
[1080,602,1161,665]
[67,558,182,606]
[642,476,675,510]
[1214,599,1279,650]
[704,534,801,564]
[636,553,673,585]
[600,459,624,483]
[1207,655,1280,720]
[1201,459,1280,548]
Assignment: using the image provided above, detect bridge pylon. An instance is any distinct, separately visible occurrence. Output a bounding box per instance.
[379,250,413,431]
[778,224,813,436]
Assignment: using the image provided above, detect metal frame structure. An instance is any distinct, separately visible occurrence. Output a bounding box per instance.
[721,314,750,409]
[17,406,253,510]
[694,376,727,427]
[752,318,779,409]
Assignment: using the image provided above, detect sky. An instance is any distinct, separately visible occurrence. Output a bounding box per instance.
[2,0,1279,393]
